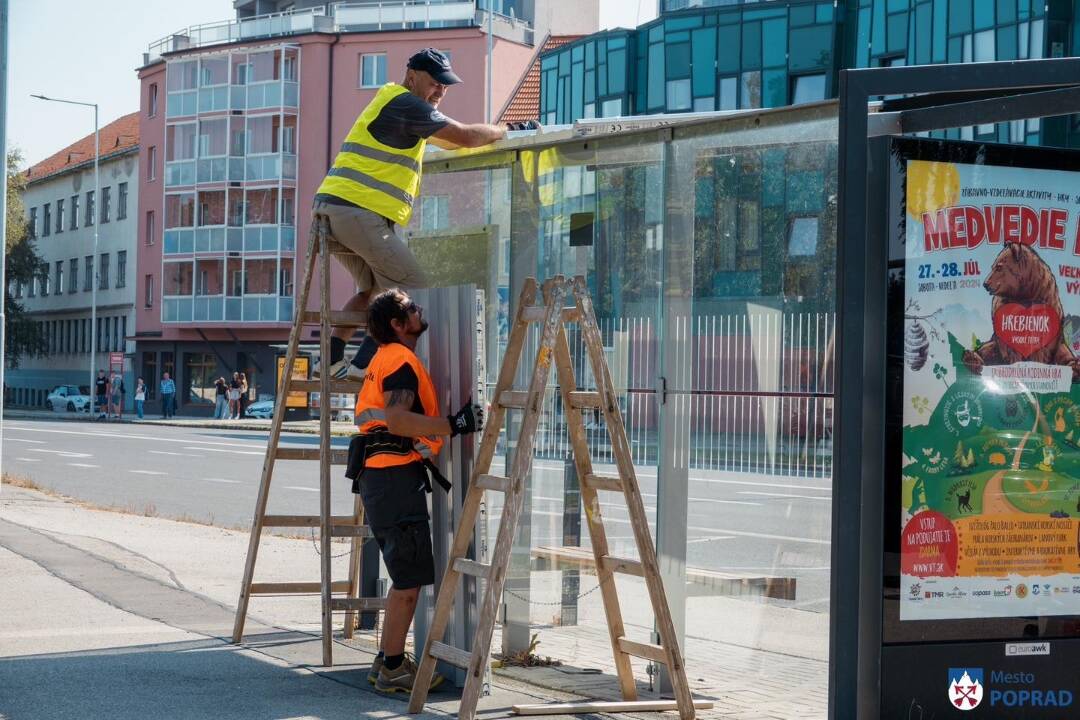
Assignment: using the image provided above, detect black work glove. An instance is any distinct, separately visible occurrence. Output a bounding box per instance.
[448,398,484,437]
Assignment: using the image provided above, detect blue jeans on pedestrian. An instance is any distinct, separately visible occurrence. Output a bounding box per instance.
[162,392,175,418]
[214,396,229,419]
[136,399,145,419]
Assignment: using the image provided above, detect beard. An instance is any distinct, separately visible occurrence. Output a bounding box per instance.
[409,318,429,338]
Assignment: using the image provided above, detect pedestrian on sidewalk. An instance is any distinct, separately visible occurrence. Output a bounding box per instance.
[238,372,249,418]
[228,372,241,419]
[134,378,147,419]
[94,369,109,420]
[110,372,125,420]
[160,372,176,419]
[213,377,229,419]
[311,48,506,382]
[347,288,483,694]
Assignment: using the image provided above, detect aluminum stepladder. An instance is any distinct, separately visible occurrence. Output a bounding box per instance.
[408,275,696,720]
[231,214,385,666]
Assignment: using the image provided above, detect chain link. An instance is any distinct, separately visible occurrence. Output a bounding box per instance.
[502,574,609,606]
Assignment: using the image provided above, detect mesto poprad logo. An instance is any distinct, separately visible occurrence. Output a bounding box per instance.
[948,667,1073,710]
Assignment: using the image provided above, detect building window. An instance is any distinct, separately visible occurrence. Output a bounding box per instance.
[69,258,78,294]
[118,182,128,220]
[116,251,126,288]
[788,217,819,257]
[142,352,158,399]
[55,261,64,295]
[28,207,37,238]
[665,78,692,111]
[86,190,95,226]
[185,352,217,406]
[146,210,156,245]
[55,199,65,233]
[148,146,157,181]
[791,74,826,105]
[113,317,121,352]
[27,273,35,297]
[360,53,387,88]
[42,203,51,237]
[99,253,110,290]
[149,83,159,117]
[101,186,111,223]
[70,194,79,230]
[81,318,88,353]
[283,54,297,81]
[84,255,93,291]
[145,274,154,308]
[40,263,50,296]
[420,195,449,231]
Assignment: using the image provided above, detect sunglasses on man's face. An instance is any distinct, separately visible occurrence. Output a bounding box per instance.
[403,301,422,315]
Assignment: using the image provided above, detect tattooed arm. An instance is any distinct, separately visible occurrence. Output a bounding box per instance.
[383,388,454,437]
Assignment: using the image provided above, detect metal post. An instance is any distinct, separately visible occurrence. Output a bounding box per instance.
[486,1,493,124]
[560,452,581,625]
[30,93,99,417]
[0,0,9,479]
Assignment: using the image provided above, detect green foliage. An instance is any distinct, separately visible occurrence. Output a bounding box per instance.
[4,149,46,368]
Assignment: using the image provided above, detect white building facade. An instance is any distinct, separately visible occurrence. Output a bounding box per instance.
[7,115,140,410]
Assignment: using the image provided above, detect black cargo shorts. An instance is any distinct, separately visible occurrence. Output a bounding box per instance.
[355,461,435,589]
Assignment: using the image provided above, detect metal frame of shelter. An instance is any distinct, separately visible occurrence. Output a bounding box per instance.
[832,58,1080,719]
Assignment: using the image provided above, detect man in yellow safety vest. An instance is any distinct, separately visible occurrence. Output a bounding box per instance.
[312,48,507,379]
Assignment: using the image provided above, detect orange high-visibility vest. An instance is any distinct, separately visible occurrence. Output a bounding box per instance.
[354,342,443,468]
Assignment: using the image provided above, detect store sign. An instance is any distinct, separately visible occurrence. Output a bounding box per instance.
[276,355,310,409]
[901,159,1080,621]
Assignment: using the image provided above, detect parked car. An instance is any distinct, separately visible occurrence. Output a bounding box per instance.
[244,400,274,419]
[45,385,91,413]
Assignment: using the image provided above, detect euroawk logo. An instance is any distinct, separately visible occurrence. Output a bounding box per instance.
[949,668,985,710]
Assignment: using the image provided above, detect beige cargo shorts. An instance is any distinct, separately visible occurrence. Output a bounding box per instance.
[313,200,428,293]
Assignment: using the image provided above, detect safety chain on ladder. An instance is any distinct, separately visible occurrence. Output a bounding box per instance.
[501,572,613,606]
[309,527,370,559]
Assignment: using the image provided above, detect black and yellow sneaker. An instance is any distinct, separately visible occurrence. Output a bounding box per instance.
[367,655,384,685]
[374,657,444,694]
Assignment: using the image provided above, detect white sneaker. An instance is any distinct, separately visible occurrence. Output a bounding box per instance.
[312,357,367,381]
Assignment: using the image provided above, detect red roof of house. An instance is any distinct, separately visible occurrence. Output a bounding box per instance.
[498,35,582,125]
[25,112,140,184]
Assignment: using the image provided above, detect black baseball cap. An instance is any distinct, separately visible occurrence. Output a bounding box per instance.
[407,48,462,85]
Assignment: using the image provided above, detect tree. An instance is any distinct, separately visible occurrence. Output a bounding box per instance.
[4,149,45,368]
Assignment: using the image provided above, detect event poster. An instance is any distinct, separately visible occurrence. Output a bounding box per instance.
[901,159,1080,621]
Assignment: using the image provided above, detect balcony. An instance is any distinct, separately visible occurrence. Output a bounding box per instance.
[145,2,534,65]
[162,295,293,323]
[163,225,296,255]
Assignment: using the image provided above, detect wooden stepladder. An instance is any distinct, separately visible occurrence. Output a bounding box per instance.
[231,215,386,666]
[409,275,696,720]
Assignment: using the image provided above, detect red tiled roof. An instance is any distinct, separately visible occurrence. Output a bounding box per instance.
[498,35,583,125]
[25,112,140,184]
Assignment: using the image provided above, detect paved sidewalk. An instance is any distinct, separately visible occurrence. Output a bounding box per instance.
[0,461,829,719]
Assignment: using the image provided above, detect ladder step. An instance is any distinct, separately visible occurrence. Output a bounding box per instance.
[329,597,388,612]
[568,391,602,409]
[301,310,368,327]
[617,637,668,664]
[331,524,373,538]
[453,558,493,579]
[498,391,528,409]
[601,555,643,577]
[429,640,473,669]
[290,379,364,394]
[521,306,581,322]
[475,474,511,492]
[275,447,348,464]
[263,514,359,527]
[249,581,351,594]
[583,473,622,492]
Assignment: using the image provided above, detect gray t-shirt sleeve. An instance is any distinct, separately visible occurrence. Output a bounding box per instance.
[368,93,451,150]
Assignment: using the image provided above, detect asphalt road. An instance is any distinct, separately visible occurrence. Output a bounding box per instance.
[1,417,833,612]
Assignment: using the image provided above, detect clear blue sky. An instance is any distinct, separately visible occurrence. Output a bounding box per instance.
[7,0,656,170]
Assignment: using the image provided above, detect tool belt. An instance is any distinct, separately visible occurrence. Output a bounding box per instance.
[345,431,451,494]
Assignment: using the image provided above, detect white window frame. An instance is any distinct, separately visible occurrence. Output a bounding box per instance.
[360,53,387,89]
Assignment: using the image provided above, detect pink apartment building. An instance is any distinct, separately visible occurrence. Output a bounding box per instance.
[134,12,542,415]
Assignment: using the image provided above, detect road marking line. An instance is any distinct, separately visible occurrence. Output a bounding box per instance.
[149,450,199,457]
[184,446,264,456]
[737,491,832,501]
[14,457,41,462]
[284,486,318,492]
[204,478,241,484]
[67,463,100,468]
[687,536,736,544]
[4,438,46,444]
[129,470,167,476]
[3,425,274,451]
[27,449,93,458]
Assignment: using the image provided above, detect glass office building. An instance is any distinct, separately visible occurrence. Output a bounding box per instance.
[542,0,1072,145]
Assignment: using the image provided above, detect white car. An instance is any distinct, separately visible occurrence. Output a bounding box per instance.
[45,385,91,413]
[244,400,274,419]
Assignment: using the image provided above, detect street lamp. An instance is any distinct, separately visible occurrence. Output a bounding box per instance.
[31,94,99,417]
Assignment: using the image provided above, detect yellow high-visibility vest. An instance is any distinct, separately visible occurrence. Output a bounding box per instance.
[316,83,426,226]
